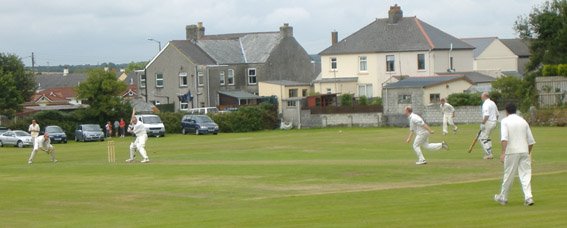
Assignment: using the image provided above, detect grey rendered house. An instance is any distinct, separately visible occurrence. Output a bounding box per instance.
[143,22,316,111]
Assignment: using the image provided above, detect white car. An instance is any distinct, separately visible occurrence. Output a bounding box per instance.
[135,114,166,137]
[0,130,33,148]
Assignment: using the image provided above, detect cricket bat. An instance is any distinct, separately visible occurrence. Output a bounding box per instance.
[467,130,482,153]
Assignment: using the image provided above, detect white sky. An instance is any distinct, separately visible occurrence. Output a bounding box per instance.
[0,0,548,66]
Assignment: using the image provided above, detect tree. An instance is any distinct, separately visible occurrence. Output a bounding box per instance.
[76,69,130,124]
[0,53,36,118]
[125,61,147,74]
[492,76,532,111]
[515,0,567,71]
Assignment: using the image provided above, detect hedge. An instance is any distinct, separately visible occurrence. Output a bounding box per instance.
[210,103,278,133]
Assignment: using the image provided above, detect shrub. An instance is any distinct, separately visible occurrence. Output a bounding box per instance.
[210,103,277,133]
[157,112,184,134]
[533,108,567,126]
[358,96,369,106]
[447,93,481,106]
[340,94,353,106]
[558,64,567,76]
[370,97,383,106]
[542,64,558,76]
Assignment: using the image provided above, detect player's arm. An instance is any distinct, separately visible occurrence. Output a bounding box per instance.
[423,123,434,134]
[500,140,508,163]
[406,131,414,143]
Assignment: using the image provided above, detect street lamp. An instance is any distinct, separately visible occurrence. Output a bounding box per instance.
[147,38,162,51]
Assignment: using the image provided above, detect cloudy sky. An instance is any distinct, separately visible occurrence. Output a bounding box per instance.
[0,0,547,66]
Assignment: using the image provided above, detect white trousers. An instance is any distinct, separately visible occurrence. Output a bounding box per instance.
[129,134,148,160]
[412,133,442,161]
[499,153,533,201]
[442,114,456,134]
[479,121,497,156]
[29,144,55,162]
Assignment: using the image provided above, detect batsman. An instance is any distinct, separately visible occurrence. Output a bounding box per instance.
[478,92,499,159]
[126,109,150,163]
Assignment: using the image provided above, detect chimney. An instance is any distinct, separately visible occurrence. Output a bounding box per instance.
[331,31,338,45]
[197,22,205,39]
[63,67,69,76]
[186,24,198,41]
[388,4,403,24]
[279,23,293,38]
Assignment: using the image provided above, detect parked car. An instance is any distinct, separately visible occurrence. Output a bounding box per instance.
[181,115,219,135]
[75,124,105,142]
[0,130,33,148]
[186,107,219,115]
[45,125,67,144]
[135,114,166,137]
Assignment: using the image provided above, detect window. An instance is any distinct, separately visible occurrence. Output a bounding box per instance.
[197,72,204,86]
[248,68,257,85]
[398,94,411,104]
[358,84,373,98]
[359,56,367,72]
[326,88,332,94]
[302,89,308,97]
[179,72,188,87]
[180,102,188,111]
[287,100,297,107]
[417,54,425,70]
[386,55,395,72]
[227,69,235,85]
[449,57,454,71]
[155,73,163,88]
[288,89,298,98]
[154,100,161,105]
[220,71,225,85]
[430,93,440,103]
[140,74,146,88]
[330,57,337,70]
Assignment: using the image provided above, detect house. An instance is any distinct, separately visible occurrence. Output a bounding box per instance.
[144,22,316,112]
[438,71,496,92]
[500,39,531,75]
[382,76,474,117]
[316,5,474,98]
[258,80,311,113]
[35,73,87,90]
[461,37,523,76]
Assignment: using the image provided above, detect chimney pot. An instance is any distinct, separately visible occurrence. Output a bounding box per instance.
[388,4,403,24]
[331,31,338,45]
[186,24,198,40]
[279,23,293,38]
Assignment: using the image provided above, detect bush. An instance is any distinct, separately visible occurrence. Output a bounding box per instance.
[210,103,277,133]
[542,64,559,76]
[7,110,81,138]
[447,93,481,106]
[157,112,184,134]
[370,97,383,106]
[358,96,369,106]
[340,94,353,106]
[533,108,567,126]
[558,64,567,76]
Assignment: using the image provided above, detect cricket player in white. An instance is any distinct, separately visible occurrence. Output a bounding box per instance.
[479,92,499,159]
[439,98,458,135]
[28,133,57,164]
[494,102,535,206]
[404,106,448,165]
[28,119,40,146]
[126,117,150,163]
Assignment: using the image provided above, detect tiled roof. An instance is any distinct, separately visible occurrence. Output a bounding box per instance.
[500,39,531,57]
[169,40,216,65]
[461,37,498,58]
[437,71,496,83]
[35,73,87,90]
[383,76,469,89]
[218,90,261,99]
[320,17,473,55]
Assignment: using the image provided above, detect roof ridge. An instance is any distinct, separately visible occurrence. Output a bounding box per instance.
[414,17,434,49]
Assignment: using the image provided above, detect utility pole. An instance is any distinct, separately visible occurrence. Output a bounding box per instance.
[31,52,35,75]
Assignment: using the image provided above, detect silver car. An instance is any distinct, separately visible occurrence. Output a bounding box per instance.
[0,130,34,148]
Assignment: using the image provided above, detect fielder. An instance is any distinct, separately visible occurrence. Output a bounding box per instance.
[126,117,150,163]
[28,119,40,146]
[28,133,57,164]
[479,92,499,159]
[404,106,448,165]
[494,102,535,206]
[439,98,458,135]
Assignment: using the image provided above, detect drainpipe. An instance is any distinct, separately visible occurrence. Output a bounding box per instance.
[194,65,199,108]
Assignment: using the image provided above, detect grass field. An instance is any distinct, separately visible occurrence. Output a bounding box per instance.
[1,125,566,227]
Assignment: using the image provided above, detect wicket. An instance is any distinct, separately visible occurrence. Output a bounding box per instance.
[107,141,115,163]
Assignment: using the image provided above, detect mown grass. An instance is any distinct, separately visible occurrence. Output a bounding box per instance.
[0,125,566,227]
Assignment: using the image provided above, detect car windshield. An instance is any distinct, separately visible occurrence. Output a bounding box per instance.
[14,131,31,136]
[46,126,64,133]
[194,116,213,123]
[83,125,101,131]
[142,116,162,124]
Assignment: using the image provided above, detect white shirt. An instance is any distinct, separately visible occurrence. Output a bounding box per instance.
[29,124,40,138]
[440,103,455,115]
[500,114,535,154]
[408,113,428,135]
[482,98,498,122]
[34,135,51,150]
[131,121,147,137]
